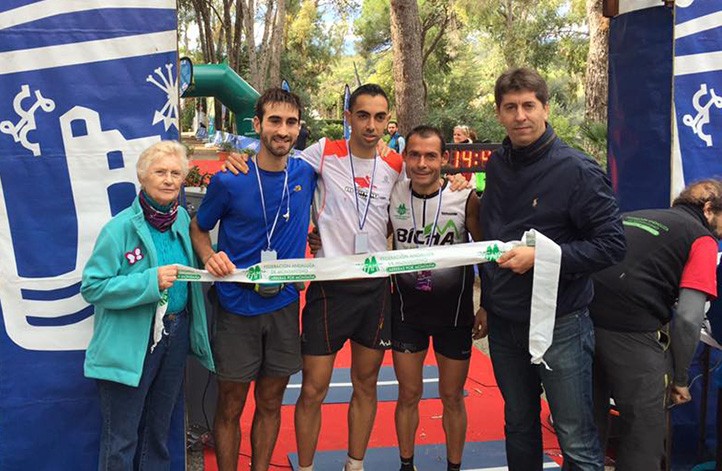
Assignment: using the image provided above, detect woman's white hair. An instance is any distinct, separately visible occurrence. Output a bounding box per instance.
[454,125,471,137]
[136,140,189,181]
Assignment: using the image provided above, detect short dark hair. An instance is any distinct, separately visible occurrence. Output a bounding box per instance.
[388,120,398,126]
[673,179,722,212]
[348,83,389,111]
[405,125,446,156]
[494,67,549,108]
[255,87,303,121]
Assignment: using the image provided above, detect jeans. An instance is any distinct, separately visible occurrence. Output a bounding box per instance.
[97,311,190,471]
[488,309,603,471]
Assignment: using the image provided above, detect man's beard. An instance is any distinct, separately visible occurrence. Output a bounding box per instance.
[707,214,722,239]
[262,135,293,157]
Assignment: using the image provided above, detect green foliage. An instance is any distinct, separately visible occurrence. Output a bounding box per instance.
[342,0,591,146]
[354,0,391,55]
[422,31,500,141]
[579,120,608,167]
[458,0,587,73]
[218,141,235,152]
[315,55,370,118]
[184,165,211,189]
[427,100,504,143]
[281,0,346,110]
[354,0,456,64]
[180,100,196,132]
[548,101,581,146]
[237,147,257,158]
[182,141,194,158]
[178,0,602,152]
[547,102,608,168]
[320,123,344,140]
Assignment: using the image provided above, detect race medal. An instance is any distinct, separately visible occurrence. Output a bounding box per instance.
[415,270,433,292]
[354,232,369,254]
[261,249,277,262]
[254,157,289,266]
[348,145,377,255]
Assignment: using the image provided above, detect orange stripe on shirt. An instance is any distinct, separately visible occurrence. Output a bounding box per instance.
[381,150,403,174]
[323,139,403,175]
[322,139,348,158]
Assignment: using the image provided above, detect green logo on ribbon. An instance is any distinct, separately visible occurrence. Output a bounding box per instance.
[177,273,201,280]
[363,256,380,275]
[247,265,262,281]
[485,244,502,262]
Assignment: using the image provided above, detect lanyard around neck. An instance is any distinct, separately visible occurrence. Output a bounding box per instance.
[347,139,378,231]
[253,157,290,250]
[410,182,443,248]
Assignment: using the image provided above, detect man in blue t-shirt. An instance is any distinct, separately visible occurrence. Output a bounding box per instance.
[387,120,405,153]
[190,88,316,471]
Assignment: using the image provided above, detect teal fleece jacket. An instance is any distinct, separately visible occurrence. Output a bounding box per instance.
[81,197,214,387]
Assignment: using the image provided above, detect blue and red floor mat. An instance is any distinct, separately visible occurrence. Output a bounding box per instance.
[202,343,563,470]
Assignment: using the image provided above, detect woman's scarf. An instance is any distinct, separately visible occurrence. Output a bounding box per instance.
[139,190,178,232]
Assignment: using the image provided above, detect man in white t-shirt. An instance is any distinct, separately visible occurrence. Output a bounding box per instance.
[304,125,486,471]
[224,84,403,471]
[296,85,403,471]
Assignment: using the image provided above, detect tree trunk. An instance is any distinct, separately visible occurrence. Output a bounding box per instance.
[257,0,275,89]
[502,0,517,68]
[585,0,609,122]
[267,0,286,88]
[191,0,216,63]
[190,0,222,131]
[231,1,243,72]
[241,0,286,92]
[241,0,260,89]
[189,0,284,93]
[390,0,426,134]
[222,0,233,66]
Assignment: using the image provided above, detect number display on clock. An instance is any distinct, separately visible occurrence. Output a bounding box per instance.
[445,143,500,172]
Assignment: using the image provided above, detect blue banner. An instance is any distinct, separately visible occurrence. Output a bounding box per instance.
[672,1,722,191]
[671,1,722,464]
[0,2,182,469]
[607,6,673,211]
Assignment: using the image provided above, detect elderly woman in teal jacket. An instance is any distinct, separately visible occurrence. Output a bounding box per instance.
[81,140,214,470]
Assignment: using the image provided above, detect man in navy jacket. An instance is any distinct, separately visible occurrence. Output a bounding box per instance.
[479,67,626,471]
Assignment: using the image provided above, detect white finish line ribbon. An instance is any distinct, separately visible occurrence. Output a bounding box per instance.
[175,230,561,365]
[177,240,514,283]
[528,231,562,368]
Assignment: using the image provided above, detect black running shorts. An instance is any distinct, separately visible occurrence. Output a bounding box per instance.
[392,319,473,360]
[212,301,302,382]
[301,278,392,355]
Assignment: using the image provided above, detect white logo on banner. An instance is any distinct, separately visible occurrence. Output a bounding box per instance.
[0,85,55,156]
[682,83,722,147]
[146,63,178,131]
[676,0,695,7]
[0,107,159,351]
